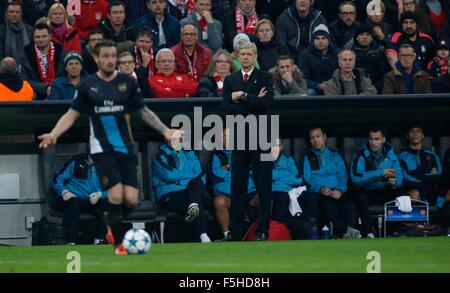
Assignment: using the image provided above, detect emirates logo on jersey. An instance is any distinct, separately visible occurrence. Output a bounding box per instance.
[94,100,125,114]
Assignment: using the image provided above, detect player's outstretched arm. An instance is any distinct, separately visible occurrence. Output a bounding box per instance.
[139,107,184,143]
[138,107,171,138]
[38,109,81,148]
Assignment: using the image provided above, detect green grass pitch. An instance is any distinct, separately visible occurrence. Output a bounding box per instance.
[1,237,449,273]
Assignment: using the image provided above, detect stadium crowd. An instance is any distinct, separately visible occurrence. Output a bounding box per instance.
[0,0,450,243]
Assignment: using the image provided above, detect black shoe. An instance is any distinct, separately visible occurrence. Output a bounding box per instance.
[215,232,233,242]
[255,232,269,241]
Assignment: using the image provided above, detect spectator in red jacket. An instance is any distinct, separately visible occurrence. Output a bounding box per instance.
[46,2,82,53]
[148,48,198,98]
[73,0,109,40]
[171,23,212,81]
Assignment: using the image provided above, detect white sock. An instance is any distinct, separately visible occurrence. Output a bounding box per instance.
[200,233,211,243]
[223,230,230,237]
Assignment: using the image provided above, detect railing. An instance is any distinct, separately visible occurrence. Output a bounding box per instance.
[0,94,449,142]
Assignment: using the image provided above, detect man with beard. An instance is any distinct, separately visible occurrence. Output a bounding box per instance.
[38,40,181,254]
[385,11,435,70]
[329,1,360,49]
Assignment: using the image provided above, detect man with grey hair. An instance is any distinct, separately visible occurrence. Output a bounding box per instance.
[323,49,377,95]
[222,41,274,241]
[148,48,198,98]
[0,57,34,101]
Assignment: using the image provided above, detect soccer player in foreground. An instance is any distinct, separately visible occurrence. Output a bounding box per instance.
[38,40,181,254]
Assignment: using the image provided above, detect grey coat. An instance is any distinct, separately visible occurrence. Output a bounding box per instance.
[180,14,223,53]
[269,66,307,96]
[323,69,377,96]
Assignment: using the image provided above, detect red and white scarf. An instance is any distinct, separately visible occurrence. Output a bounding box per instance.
[235,8,258,35]
[35,42,55,85]
[184,47,198,80]
[135,46,155,77]
[197,13,208,40]
[176,0,195,16]
[214,74,223,94]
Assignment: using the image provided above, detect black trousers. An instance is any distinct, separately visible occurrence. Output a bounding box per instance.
[61,197,107,243]
[159,176,207,235]
[314,191,356,237]
[230,150,272,238]
[355,189,397,236]
[271,191,318,224]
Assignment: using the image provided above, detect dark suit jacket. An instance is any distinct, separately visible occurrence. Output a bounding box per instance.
[222,68,274,150]
[21,42,66,99]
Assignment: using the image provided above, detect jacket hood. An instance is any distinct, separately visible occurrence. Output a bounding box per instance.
[0,73,25,92]
[394,61,422,77]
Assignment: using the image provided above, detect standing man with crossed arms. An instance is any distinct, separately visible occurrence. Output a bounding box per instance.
[222,41,274,241]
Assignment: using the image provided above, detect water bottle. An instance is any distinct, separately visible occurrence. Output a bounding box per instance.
[310,225,318,240]
[321,225,330,240]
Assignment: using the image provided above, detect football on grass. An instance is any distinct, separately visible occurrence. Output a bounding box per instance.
[122,228,152,255]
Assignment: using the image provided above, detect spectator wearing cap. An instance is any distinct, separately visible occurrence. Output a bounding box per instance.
[345,23,388,93]
[385,11,435,71]
[276,0,328,60]
[383,43,432,94]
[48,52,84,100]
[329,1,361,49]
[297,24,338,95]
[0,57,34,101]
[426,38,450,79]
[323,48,377,95]
[401,0,435,39]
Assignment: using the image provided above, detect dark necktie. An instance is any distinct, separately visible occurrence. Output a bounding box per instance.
[243,73,249,83]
